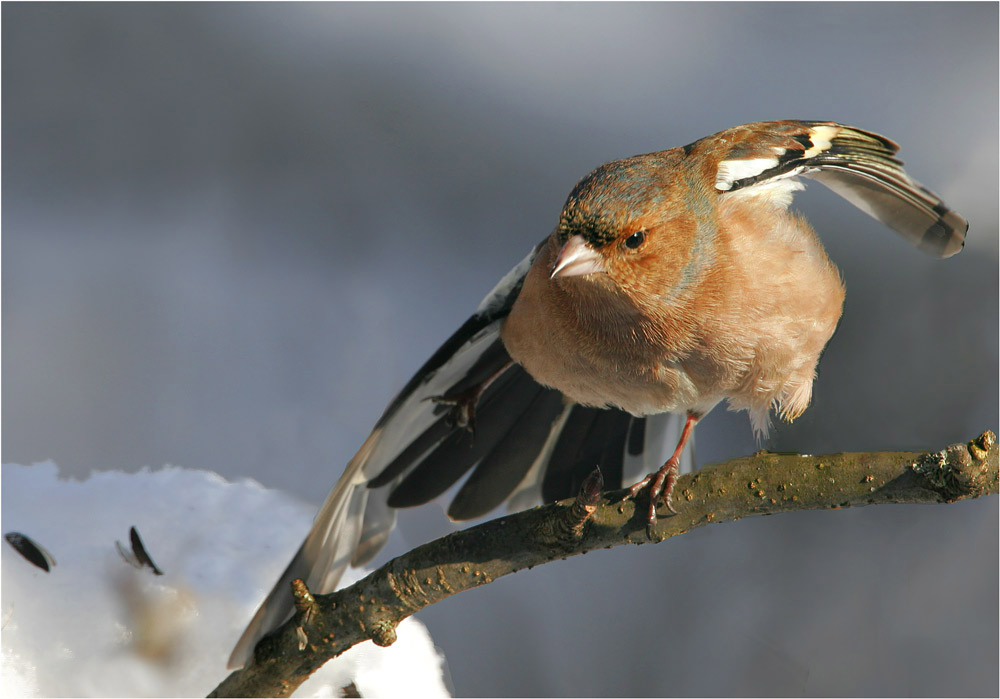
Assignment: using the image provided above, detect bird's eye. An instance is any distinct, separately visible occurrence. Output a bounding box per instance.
[624,230,646,250]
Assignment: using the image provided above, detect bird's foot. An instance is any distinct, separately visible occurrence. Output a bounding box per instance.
[428,360,513,435]
[428,385,483,433]
[625,459,680,537]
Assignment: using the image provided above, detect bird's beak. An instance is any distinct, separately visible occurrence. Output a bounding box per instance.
[550,234,606,279]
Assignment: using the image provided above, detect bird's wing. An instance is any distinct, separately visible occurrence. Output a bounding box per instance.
[707,121,967,257]
[228,242,679,668]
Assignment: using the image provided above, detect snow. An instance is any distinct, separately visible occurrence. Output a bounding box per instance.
[1,462,450,698]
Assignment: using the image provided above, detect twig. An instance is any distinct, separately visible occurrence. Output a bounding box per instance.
[210,431,997,698]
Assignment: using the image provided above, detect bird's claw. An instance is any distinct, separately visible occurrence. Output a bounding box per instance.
[426,360,513,437]
[428,386,482,433]
[624,460,680,538]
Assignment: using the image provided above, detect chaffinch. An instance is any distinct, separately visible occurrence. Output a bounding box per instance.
[228,120,967,669]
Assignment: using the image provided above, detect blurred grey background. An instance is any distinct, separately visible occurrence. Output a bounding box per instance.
[3,3,997,696]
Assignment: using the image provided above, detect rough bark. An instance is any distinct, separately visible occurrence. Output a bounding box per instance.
[210,431,998,698]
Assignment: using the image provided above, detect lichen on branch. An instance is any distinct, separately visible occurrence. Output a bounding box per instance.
[210,431,998,699]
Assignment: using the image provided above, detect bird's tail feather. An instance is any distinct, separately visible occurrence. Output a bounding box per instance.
[226,431,381,670]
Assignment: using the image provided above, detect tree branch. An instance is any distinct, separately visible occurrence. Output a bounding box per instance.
[210,431,998,698]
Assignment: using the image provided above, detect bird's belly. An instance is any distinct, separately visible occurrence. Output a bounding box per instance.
[501,321,714,417]
[562,360,716,417]
[502,291,839,423]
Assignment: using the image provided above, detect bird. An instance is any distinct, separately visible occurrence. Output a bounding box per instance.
[228,120,967,669]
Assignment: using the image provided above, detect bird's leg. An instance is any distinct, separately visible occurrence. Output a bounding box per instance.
[429,360,513,434]
[626,412,700,533]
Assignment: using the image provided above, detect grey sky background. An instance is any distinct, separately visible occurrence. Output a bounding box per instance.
[3,4,997,696]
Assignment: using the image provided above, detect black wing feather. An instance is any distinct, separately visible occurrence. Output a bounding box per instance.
[719,121,967,258]
[447,383,566,520]
[542,407,632,502]
[626,416,647,456]
[386,366,542,508]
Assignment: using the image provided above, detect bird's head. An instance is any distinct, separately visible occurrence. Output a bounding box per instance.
[549,152,707,307]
